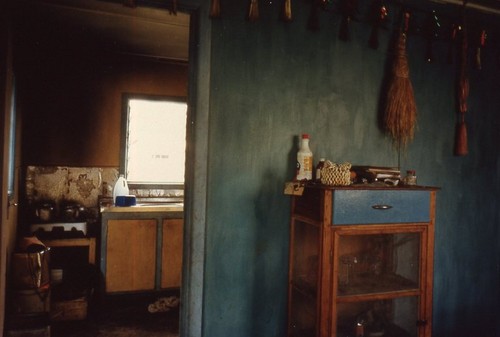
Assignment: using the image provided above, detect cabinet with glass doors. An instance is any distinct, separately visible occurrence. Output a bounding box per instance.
[288,185,438,337]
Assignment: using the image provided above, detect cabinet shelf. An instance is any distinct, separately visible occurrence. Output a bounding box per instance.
[337,289,420,303]
[290,280,317,299]
[292,214,321,227]
[337,321,413,337]
[338,272,419,297]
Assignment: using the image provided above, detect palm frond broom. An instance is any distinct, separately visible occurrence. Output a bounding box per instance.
[384,11,417,150]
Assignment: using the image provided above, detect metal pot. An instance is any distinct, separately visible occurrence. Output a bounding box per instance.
[35,201,55,222]
[60,204,81,222]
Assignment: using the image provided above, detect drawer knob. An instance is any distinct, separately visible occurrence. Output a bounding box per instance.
[371,204,393,210]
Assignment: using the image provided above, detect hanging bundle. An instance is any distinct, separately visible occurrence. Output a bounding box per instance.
[247,0,260,22]
[338,0,358,41]
[384,12,417,148]
[368,0,388,50]
[423,10,440,63]
[282,0,293,22]
[210,0,221,19]
[454,14,469,156]
[475,29,487,70]
[447,23,460,64]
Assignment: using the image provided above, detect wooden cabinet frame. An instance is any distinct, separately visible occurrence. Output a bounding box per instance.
[288,185,437,337]
[100,210,183,293]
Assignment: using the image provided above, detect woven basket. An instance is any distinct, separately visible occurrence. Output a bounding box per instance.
[320,161,352,186]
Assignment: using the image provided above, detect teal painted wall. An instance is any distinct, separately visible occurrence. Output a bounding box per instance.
[201,1,500,336]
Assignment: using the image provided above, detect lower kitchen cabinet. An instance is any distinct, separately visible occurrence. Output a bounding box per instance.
[161,218,184,289]
[288,185,438,337]
[106,219,157,292]
[100,208,183,294]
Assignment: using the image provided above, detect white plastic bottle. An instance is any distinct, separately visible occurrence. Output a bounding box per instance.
[113,174,129,204]
[296,134,313,181]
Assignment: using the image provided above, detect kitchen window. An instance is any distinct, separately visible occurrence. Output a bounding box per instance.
[121,94,187,188]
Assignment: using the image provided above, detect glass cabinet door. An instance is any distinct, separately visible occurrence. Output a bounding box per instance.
[289,220,320,337]
[335,230,424,337]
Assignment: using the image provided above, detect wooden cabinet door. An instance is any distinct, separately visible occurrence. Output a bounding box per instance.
[161,218,183,289]
[106,219,157,292]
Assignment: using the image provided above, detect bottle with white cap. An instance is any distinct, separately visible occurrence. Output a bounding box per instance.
[296,134,313,181]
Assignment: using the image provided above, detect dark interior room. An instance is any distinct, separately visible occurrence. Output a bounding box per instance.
[1,0,500,337]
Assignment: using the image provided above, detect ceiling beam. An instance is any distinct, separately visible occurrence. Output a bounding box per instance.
[429,0,500,16]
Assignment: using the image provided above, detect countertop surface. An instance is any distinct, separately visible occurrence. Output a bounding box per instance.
[101,203,184,213]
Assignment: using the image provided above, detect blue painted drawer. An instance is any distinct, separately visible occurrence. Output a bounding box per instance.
[332,190,430,225]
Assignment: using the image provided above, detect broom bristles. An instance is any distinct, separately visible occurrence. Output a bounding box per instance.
[385,79,417,146]
[384,33,417,147]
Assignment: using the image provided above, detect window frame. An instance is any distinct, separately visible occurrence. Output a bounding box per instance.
[7,75,17,200]
[120,93,187,190]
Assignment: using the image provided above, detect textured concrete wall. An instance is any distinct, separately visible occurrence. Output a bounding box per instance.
[202,1,500,336]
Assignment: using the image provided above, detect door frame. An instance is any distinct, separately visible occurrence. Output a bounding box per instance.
[1,7,20,333]
[180,3,211,337]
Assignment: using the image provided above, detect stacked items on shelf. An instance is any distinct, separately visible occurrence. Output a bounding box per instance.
[351,166,401,184]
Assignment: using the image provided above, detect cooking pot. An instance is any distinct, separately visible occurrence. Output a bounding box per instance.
[35,201,55,222]
[60,202,85,222]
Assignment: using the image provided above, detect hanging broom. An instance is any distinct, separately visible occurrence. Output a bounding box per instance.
[454,13,469,156]
[384,11,417,149]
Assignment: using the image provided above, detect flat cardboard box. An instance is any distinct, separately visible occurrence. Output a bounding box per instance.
[51,296,87,321]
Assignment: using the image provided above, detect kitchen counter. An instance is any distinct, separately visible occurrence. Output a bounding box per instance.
[101,203,184,213]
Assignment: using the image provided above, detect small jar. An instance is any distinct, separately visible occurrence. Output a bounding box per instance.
[315,158,326,183]
[403,170,417,185]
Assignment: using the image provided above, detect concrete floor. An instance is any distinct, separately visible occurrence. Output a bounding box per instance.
[51,293,180,337]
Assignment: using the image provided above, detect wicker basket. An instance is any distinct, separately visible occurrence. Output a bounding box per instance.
[320,161,352,186]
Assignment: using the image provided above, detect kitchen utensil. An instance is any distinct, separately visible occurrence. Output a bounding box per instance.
[35,201,56,222]
[59,201,84,222]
